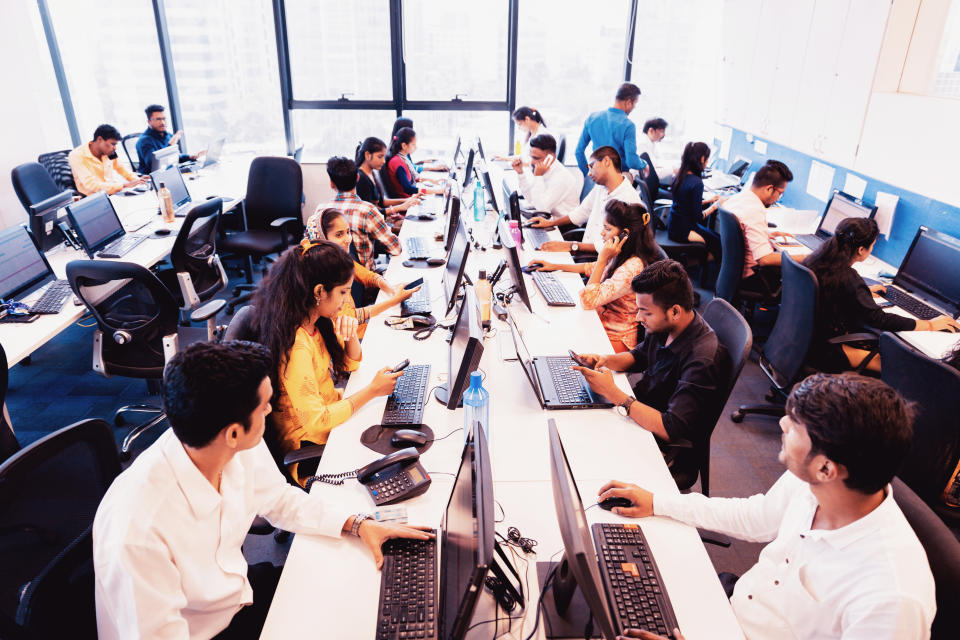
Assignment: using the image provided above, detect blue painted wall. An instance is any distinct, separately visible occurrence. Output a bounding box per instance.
[717,127,960,266]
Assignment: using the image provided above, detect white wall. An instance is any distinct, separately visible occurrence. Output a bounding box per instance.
[0,2,73,229]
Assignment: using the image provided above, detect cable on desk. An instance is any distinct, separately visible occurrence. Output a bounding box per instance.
[426,471,455,478]
[426,426,462,443]
[523,548,564,640]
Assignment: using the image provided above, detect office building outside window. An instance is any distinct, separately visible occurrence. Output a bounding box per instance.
[933,0,960,98]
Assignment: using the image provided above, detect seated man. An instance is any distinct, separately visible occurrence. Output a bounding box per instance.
[572,260,729,480]
[93,341,432,639]
[722,159,805,297]
[528,146,643,255]
[135,103,195,174]
[511,133,579,218]
[600,372,936,640]
[306,156,402,270]
[68,124,147,195]
[637,117,668,172]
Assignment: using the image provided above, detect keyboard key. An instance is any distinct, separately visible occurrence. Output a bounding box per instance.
[531,271,576,307]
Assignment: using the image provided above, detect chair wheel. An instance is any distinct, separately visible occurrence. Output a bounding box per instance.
[730,410,745,423]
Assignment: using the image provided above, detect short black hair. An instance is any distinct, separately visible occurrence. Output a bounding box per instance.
[529,133,557,155]
[326,156,359,192]
[162,340,273,448]
[643,117,668,133]
[786,373,913,494]
[591,146,622,172]
[93,124,122,142]
[616,82,641,102]
[631,259,694,311]
[145,104,165,119]
[753,160,793,189]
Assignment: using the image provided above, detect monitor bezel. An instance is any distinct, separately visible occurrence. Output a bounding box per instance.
[65,192,126,258]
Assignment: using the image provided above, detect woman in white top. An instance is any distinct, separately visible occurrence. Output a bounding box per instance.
[495,106,552,163]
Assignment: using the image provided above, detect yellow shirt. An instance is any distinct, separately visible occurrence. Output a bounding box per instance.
[273,326,361,484]
[341,261,384,339]
[68,142,137,195]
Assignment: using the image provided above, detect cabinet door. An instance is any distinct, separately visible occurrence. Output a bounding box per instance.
[720,0,763,130]
[742,0,785,136]
[764,0,817,145]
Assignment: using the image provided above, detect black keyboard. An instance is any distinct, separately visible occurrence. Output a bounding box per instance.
[376,535,438,640]
[406,236,432,260]
[28,280,72,314]
[531,271,576,307]
[593,523,679,638]
[544,357,592,404]
[97,234,147,259]
[882,287,941,320]
[525,226,551,249]
[382,364,431,425]
[401,281,432,316]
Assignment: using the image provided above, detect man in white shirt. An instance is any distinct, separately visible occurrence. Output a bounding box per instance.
[93,341,433,640]
[600,372,936,640]
[637,117,668,169]
[529,146,643,254]
[511,133,579,218]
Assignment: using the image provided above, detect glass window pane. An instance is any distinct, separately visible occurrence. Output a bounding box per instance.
[46,0,168,144]
[401,110,509,160]
[515,0,630,161]
[403,0,508,101]
[286,0,393,101]
[292,109,397,161]
[165,0,286,155]
[933,0,960,98]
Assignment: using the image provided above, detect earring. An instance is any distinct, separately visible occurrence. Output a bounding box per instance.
[314,295,321,306]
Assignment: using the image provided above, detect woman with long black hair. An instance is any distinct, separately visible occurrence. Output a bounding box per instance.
[667,141,723,259]
[355,136,420,218]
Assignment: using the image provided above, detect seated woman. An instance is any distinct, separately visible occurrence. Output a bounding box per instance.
[494,106,551,162]
[251,239,402,485]
[529,200,661,351]
[312,207,417,338]
[355,136,421,222]
[389,117,448,172]
[804,217,959,372]
[384,127,444,199]
[667,141,723,260]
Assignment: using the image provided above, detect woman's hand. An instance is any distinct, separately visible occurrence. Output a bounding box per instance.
[333,314,359,342]
[925,315,960,332]
[868,284,887,295]
[368,366,403,396]
[526,260,559,272]
[391,285,419,304]
[598,234,628,264]
[397,195,421,212]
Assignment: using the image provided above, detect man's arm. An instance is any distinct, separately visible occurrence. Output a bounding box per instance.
[756,251,782,266]
[575,123,590,174]
[114,158,138,182]
[135,136,154,175]
[839,594,934,640]
[621,120,647,172]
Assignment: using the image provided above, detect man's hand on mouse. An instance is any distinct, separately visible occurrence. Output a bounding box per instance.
[597,480,654,518]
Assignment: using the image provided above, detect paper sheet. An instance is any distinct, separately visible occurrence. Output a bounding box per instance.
[842,173,867,200]
[874,191,899,239]
[806,160,835,202]
[715,125,732,161]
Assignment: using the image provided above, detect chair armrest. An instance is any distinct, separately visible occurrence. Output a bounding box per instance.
[189,298,226,323]
[270,216,301,247]
[827,331,878,345]
[249,515,275,535]
[561,228,585,242]
[698,528,732,548]
[283,444,327,466]
[660,438,693,467]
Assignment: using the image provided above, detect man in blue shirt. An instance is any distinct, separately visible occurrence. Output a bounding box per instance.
[575,83,647,176]
[135,104,194,174]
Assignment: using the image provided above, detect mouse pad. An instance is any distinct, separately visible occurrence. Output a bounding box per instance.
[360,424,435,456]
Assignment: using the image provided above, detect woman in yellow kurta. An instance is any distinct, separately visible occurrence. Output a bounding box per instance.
[251,239,403,484]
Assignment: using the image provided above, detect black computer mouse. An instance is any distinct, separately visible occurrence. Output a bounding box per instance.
[391,429,428,447]
[414,214,436,221]
[599,497,633,511]
[426,257,445,266]
[521,262,543,274]
[153,228,172,237]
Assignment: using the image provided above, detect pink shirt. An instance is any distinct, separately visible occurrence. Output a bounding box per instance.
[723,189,774,278]
[580,256,645,349]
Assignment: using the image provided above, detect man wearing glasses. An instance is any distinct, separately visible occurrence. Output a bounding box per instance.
[135,104,196,174]
[511,133,579,218]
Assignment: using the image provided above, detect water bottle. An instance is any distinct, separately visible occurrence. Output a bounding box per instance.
[473,178,485,222]
[462,371,490,443]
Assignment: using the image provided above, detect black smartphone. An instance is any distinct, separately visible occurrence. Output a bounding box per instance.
[617,230,628,241]
[404,278,424,290]
[568,350,592,369]
[391,359,411,373]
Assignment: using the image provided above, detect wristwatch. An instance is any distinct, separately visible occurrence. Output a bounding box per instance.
[616,396,636,418]
[570,242,580,253]
[350,513,374,537]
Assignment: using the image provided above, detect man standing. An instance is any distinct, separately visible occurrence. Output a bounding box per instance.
[135,104,195,174]
[68,124,147,195]
[575,83,648,176]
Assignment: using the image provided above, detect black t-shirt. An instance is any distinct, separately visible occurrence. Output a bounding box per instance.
[356,170,385,211]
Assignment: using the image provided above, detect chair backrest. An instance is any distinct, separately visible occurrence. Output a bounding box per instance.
[579,174,595,202]
[36,150,76,193]
[891,477,960,639]
[0,418,118,636]
[763,253,817,389]
[121,133,140,174]
[640,152,660,198]
[635,180,654,216]
[169,198,226,304]
[11,163,61,212]
[556,134,567,164]
[244,157,304,231]
[223,305,258,342]
[880,332,960,504]
[0,344,19,465]
[66,260,180,379]
[715,208,747,303]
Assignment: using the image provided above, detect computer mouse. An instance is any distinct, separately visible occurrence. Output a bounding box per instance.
[598,497,633,511]
[414,214,436,221]
[153,228,172,237]
[521,262,543,274]
[391,429,428,447]
[409,315,433,327]
[426,257,445,266]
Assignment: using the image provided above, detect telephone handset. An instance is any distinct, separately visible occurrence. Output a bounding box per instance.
[357,447,432,506]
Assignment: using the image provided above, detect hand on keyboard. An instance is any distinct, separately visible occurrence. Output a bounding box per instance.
[597,480,654,519]
[357,519,436,570]
[924,315,960,333]
[618,626,685,640]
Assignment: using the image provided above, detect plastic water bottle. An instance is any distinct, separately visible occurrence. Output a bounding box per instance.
[462,371,490,443]
[473,178,485,222]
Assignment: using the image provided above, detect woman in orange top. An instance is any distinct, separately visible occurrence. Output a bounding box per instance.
[251,240,402,484]
[529,200,661,351]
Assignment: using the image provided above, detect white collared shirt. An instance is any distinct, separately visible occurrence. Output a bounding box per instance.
[722,188,775,277]
[655,471,936,640]
[516,157,580,217]
[568,176,643,248]
[93,429,352,639]
[636,134,658,167]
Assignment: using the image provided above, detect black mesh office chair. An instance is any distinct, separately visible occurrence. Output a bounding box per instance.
[0,418,119,639]
[716,208,769,314]
[0,344,19,466]
[555,135,567,164]
[36,150,77,194]
[121,133,140,174]
[220,157,304,313]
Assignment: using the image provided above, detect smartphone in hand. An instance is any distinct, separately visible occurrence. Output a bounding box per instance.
[391,359,411,373]
[404,278,425,290]
[568,350,592,369]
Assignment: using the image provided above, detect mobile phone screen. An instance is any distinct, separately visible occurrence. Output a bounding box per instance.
[404,278,425,290]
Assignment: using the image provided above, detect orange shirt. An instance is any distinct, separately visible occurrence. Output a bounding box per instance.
[68,142,138,195]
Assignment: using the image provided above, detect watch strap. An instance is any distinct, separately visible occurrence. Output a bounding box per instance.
[350,513,373,537]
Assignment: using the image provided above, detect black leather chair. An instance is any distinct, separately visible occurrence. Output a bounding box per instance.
[0,345,19,466]
[555,135,567,164]
[716,208,768,314]
[121,133,141,174]
[36,150,77,194]
[0,418,119,639]
[11,163,76,251]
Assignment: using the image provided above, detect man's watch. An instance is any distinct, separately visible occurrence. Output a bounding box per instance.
[350,513,374,537]
[570,242,580,253]
[616,397,636,418]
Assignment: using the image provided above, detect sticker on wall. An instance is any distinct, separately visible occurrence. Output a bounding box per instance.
[715,126,732,161]
[874,192,899,239]
[842,173,867,200]
[806,160,835,203]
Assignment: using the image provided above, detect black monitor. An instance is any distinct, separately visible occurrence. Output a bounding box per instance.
[727,157,750,178]
[451,136,462,168]
[436,285,485,408]
[893,226,960,318]
[461,149,475,189]
[0,225,56,303]
[150,166,191,210]
[65,192,126,258]
[442,211,471,315]
[444,189,463,254]
[498,218,532,312]
[476,137,486,161]
[507,189,524,250]
[480,171,500,215]
[545,418,619,639]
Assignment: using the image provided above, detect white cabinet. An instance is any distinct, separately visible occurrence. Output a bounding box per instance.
[764,0,816,143]
[742,0,784,135]
[720,0,763,131]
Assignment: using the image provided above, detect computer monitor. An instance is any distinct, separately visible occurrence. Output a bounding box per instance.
[0,225,56,303]
[65,192,126,258]
[150,166,191,210]
[545,418,619,639]
[199,136,226,169]
[436,285,485,408]
[506,189,524,250]
[893,226,960,318]
[461,149,475,189]
[498,218,532,312]
[442,212,471,315]
[480,170,500,215]
[727,157,750,178]
[444,190,462,253]
[476,137,486,161]
[818,191,877,237]
[451,136,462,168]
[151,145,180,172]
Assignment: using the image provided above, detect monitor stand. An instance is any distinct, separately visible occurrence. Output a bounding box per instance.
[536,560,602,639]
[433,384,463,408]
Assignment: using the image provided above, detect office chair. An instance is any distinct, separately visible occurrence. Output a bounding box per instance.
[0,418,119,639]
[66,260,221,459]
[716,208,769,315]
[220,157,304,314]
[11,163,73,218]
[121,133,140,173]
[891,477,960,639]
[640,152,673,205]
[579,174,595,202]
[36,150,77,194]
[555,135,567,164]
[640,181,708,284]
[0,344,19,465]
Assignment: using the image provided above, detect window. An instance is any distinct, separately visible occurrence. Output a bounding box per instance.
[285,0,393,101]
[933,0,960,97]
[165,0,285,154]
[292,109,396,160]
[44,0,169,142]
[401,110,509,158]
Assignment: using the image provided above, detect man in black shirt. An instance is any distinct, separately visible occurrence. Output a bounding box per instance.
[574,260,730,481]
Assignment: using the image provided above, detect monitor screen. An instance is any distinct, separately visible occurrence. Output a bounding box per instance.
[896,227,960,313]
[152,145,179,172]
[445,285,485,409]
[151,166,191,209]
[443,213,471,314]
[444,194,462,253]
[499,219,532,312]
[0,225,52,301]
[476,137,486,161]
[66,192,124,254]
[452,136,462,167]
[819,191,875,237]
[461,149,475,189]
[481,171,500,215]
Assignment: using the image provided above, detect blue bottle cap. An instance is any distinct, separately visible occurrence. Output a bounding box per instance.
[469,371,482,388]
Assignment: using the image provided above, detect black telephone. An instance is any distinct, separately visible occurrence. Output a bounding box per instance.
[356,447,432,506]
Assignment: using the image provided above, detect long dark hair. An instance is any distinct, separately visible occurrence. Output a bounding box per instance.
[603,200,661,275]
[355,136,386,167]
[388,127,416,158]
[512,106,546,141]
[251,240,355,391]
[391,117,413,140]
[672,141,710,196]
[804,217,879,292]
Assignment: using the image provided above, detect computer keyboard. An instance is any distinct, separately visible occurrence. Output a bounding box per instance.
[376,535,437,640]
[544,357,592,404]
[28,280,72,314]
[882,287,941,320]
[524,226,551,249]
[401,281,432,316]
[531,271,576,307]
[382,364,431,426]
[406,236,432,260]
[593,523,679,638]
[97,234,147,259]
